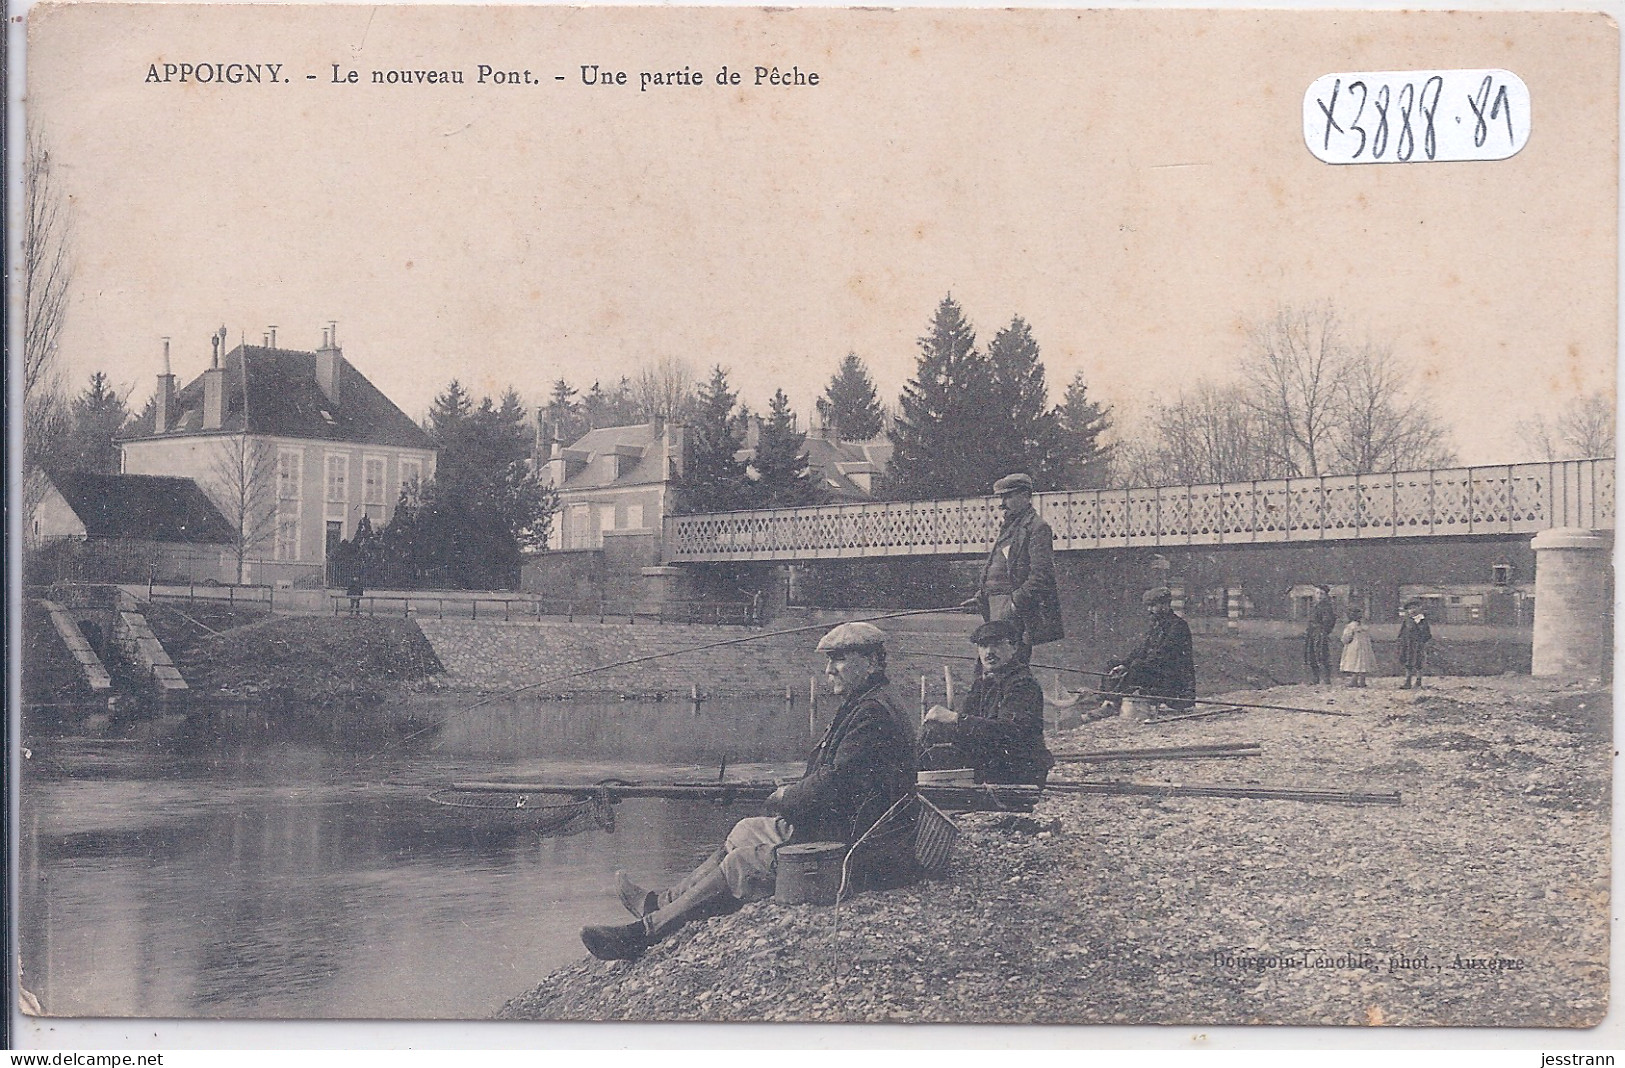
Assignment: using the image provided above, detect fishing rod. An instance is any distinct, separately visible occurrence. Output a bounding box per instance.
[898,648,1349,718]
[368,603,969,758]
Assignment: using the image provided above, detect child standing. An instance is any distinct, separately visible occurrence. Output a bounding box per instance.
[1340,607,1377,687]
[1397,599,1433,689]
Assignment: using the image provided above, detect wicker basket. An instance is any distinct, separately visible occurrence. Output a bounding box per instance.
[913,795,959,876]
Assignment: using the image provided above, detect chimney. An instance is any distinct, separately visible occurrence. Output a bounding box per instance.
[203,347,225,430]
[664,422,687,479]
[544,440,567,487]
[155,337,175,433]
[316,324,342,407]
[267,325,277,349]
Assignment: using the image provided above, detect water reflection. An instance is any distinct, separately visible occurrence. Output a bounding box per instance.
[20,697,809,1019]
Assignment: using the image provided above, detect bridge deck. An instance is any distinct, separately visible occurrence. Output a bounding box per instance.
[663,459,1614,562]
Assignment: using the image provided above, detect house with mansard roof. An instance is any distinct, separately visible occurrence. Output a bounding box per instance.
[119,325,437,587]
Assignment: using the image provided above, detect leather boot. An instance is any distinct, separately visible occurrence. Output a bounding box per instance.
[615,872,658,919]
[581,864,740,961]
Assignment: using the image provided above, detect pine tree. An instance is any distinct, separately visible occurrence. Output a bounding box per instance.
[752,389,824,507]
[884,295,998,500]
[674,366,750,513]
[985,316,1062,488]
[427,379,473,437]
[60,371,131,474]
[817,352,885,440]
[543,379,582,443]
[1055,370,1114,488]
[581,377,641,429]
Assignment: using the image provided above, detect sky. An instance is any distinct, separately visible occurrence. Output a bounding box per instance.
[23,4,1619,465]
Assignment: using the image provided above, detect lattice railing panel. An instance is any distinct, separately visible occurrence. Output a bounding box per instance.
[662,460,1614,560]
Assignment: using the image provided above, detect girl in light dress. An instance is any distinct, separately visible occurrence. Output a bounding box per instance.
[1340,607,1378,687]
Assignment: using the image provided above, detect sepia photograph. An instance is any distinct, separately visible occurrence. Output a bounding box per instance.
[9,1,1619,1039]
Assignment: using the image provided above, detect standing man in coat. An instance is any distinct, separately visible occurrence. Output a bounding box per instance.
[919,619,1054,786]
[970,473,1064,665]
[580,621,917,961]
[1303,585,1338,684]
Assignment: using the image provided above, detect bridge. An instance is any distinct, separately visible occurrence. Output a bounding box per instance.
[663,459,1614,562]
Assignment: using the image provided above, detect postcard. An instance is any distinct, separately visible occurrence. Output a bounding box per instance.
[12,1,1618,1043]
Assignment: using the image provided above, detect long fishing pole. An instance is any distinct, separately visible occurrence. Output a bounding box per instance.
[370,603,968,758]
[898,648,1350,718]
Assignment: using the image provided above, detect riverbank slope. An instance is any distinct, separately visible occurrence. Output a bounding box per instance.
[500,675,1608,1026]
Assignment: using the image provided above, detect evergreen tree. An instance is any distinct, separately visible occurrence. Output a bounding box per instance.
[816,352,885,440]
[674,366,750,514]
[752,389,824,507]
[543,379,582,444]
[581,377,641,429]
[985,316,1062,488]
[379,381,557,588]
[884,295,998,500]
[59,371,131,474]
[1054,370,1114,488]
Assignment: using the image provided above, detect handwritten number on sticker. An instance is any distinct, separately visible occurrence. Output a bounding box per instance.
[1347,81,1368,157]
[1419,76,1443,161]
[1469,75,1514,149]
[1372,84,1390,159]
[1307,69,1526,164]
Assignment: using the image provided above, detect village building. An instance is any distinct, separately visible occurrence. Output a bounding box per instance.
[118,326,437,587]
[29,470,237,584]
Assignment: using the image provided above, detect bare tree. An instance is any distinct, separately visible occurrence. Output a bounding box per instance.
[1518,391,1615,460]
[1241,303,1353,476]
[1334,342,1457,472]
[22,127,75,527]
[631,356,696,423]
[1113,384,1287,487]
[207,435,279,583]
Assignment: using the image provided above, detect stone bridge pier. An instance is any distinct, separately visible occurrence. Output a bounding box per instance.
[1530,528,1614,679]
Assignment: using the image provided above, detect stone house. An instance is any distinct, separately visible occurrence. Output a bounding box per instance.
[119,326,437,586]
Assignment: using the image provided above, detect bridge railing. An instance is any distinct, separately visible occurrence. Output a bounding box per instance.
[663,458,1614,561]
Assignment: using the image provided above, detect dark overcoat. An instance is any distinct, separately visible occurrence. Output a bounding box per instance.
[1397,614,1433,669]
[921,662,1053,785]
[977,506,1064,646]
[778,673,918,888]
[1121,611,1196,703]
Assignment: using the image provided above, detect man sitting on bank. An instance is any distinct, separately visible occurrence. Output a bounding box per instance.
[1093,586,1196,717]
[919,619,1054,786]
[580,621,918,961]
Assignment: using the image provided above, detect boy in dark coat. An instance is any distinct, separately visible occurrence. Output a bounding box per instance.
[581,621,917,961]
[1398,599,1433,689]
[919,619,1054,786]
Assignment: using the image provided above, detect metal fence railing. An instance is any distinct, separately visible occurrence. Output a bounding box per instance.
[664,458,1615,561]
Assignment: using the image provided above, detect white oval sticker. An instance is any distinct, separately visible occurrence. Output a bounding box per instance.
[1303,69,1530,164]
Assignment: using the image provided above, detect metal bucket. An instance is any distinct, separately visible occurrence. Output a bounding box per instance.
[1121,696,1153,724]
[774,841,848,905]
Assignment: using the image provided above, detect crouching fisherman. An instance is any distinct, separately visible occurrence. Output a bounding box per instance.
[580,621,918,961]
[1093,586,1196,718]
[919,619,1054,786]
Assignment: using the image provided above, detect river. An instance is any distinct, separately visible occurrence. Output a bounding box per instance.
[17,695,814,1020]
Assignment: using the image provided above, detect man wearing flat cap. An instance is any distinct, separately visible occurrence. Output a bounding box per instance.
[920,618,1054,786]
[969,472,1064,665]
[1095,586,1196,716]
[581,621,917,961]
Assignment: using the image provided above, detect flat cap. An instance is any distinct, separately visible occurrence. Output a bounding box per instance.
[1142,586,1173,605]
[816,621,888,654]
[992,473,1034,495]
[970,619,1022,646]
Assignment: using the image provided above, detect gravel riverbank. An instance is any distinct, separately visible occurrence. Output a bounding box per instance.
[499,675,1609,1026]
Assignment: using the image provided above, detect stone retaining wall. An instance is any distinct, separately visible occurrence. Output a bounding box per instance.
[415,618,973,699]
